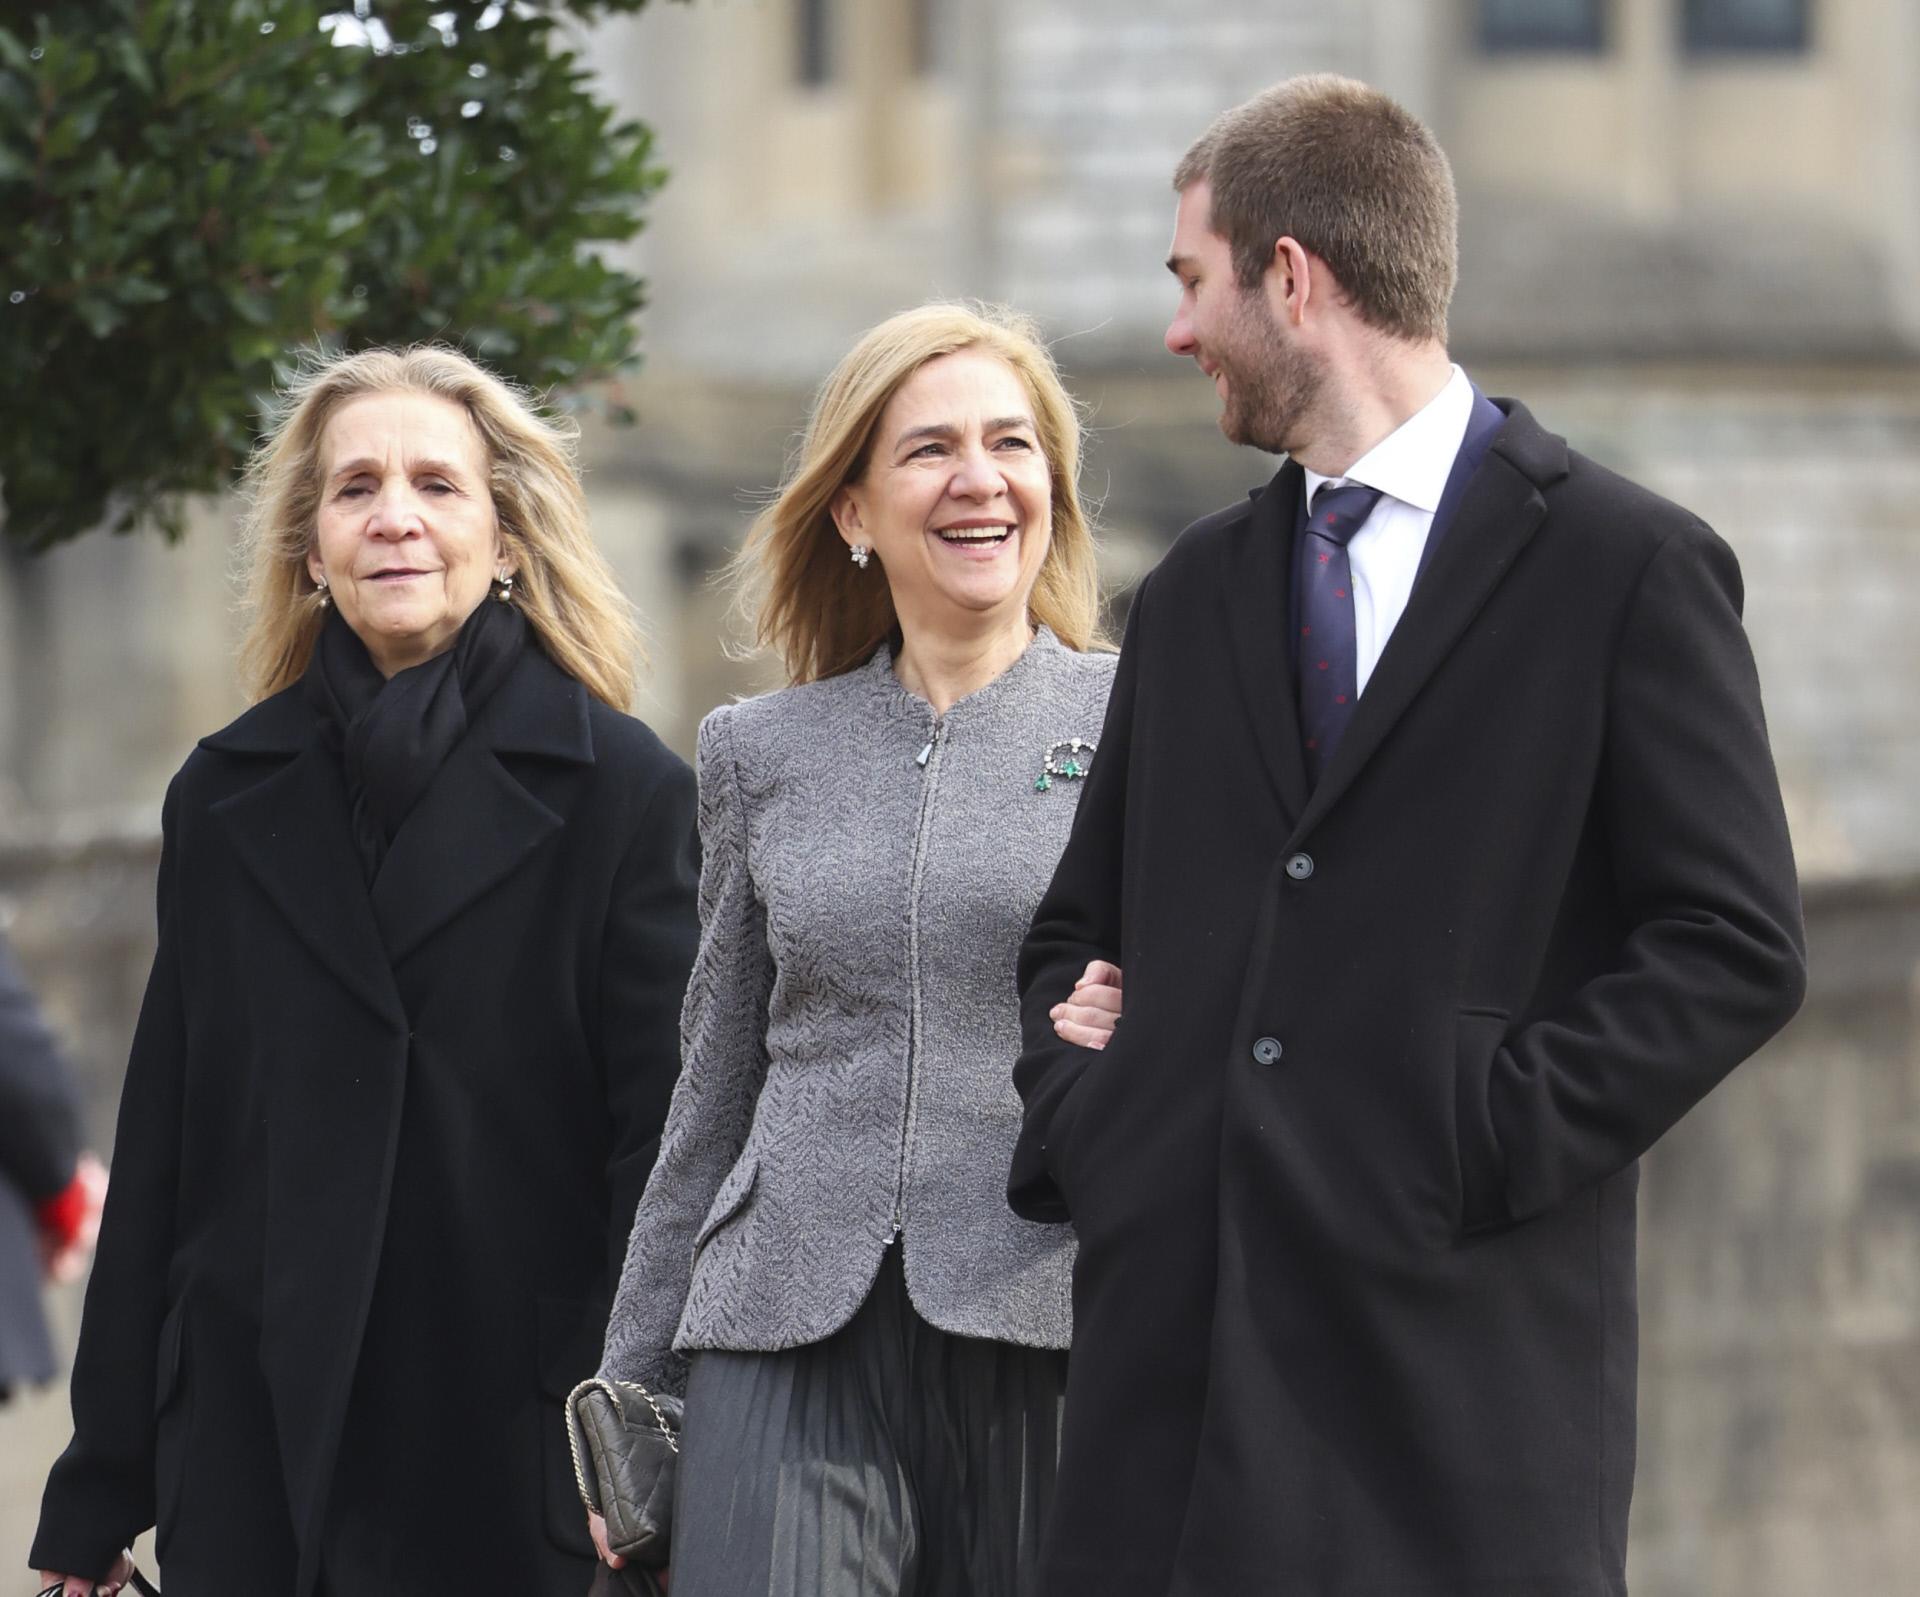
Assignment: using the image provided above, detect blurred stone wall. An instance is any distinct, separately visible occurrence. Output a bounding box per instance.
[0,826,160,1154]
[1634,873,1920,1594]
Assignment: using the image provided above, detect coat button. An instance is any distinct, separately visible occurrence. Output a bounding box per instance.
[1252,1036,1284,1066]
[1285,852,1315,881]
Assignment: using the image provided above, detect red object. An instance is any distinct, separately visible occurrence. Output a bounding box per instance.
[35,1168,89,1251]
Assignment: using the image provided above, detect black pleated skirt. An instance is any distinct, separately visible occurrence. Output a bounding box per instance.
[668,1244,1068,1597]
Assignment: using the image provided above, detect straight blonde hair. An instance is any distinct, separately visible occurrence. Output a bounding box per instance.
[236,345,642,708]
[732,303,1106,684]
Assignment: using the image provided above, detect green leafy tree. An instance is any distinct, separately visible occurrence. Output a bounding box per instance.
[0,0,671,547]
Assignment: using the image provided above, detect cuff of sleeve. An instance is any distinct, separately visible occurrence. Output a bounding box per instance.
[1008,1048,1097,1224]
[597,1349,691,1403]
[29,1503,137,1591]
[1007,1155,1071,1225]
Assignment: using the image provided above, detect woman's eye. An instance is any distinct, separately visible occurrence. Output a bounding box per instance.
[909,443,946,459]
[338,484,370,499]
[995,436,1034,451]
[421,481,453,495]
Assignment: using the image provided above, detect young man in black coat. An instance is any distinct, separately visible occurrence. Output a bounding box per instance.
[1010,75,1806,1597]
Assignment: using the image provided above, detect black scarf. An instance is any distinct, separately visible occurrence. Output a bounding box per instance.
[305,598,528,882]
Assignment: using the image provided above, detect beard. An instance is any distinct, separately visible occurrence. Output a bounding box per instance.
[1212,286,1324,456]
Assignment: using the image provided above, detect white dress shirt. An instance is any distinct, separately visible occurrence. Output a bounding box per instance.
[1302,364,1474,695]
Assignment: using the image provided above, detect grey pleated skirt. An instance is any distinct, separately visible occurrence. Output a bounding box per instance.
[667,1244,1068,1597]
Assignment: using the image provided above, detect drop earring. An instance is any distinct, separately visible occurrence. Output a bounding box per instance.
[315,574,331,610]
[495,571,515,603]
[850,544,871,570]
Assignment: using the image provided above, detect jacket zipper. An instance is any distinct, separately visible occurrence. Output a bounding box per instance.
[892,718,944,1238]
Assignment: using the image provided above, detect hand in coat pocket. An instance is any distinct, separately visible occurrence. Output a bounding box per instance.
[1453,1007,1513,1236]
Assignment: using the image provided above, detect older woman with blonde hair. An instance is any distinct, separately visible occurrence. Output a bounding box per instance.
[594,303,1119,1597]
[34,345,698,1597]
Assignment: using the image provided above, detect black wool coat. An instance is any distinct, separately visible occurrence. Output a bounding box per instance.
[1009,402,1807,1597]
[0,931,83,1397]
[31,643,697,1597]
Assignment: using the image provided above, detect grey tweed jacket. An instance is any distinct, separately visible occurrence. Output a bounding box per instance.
[601,628,1116,1393]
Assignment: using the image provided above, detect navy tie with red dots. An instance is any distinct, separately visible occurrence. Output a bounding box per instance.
[1298,481,1383,787]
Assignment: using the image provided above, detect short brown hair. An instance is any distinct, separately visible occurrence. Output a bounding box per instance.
[732,302,1106,685]
[1174,74,1457,343]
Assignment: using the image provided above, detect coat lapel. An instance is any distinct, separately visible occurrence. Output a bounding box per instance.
[367,741,564,964]
[368,646,594,964]
[1222,462,1311,822]
[210,715,406,1028]
[1290,401,1569,840]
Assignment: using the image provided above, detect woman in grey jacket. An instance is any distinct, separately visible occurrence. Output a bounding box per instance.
[596,303,1119,1597]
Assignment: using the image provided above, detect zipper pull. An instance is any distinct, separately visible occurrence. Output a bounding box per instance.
[915,739,934,768]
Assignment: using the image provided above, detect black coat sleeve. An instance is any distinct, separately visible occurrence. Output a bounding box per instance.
[1454,521,1808,1231]
[597,757,700,1290]
[31,778,187,1578]
[0,932,82,1204]
[1008,581,1145,1223]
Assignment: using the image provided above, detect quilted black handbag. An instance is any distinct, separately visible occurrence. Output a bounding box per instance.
[564,1377,682,1570]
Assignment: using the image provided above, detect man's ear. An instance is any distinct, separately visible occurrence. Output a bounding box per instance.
[1270,236,1313,326]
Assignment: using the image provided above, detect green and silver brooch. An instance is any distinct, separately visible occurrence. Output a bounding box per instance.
[1035,738,1095,793]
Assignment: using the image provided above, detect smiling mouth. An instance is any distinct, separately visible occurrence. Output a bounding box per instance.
[369,569,434,580]
[933,525,1014,547]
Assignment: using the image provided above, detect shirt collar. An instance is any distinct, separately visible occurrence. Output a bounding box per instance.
[1303,363,1474,516]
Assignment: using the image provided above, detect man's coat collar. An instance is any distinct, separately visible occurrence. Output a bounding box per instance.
[1221,398,1571,835]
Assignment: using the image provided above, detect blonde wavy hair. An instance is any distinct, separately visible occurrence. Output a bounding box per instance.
[732,302,1106,684]
[236,344,642,708]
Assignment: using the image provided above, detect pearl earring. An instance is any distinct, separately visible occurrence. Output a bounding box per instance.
[315,575,331,610]
[495,571,515,603]
[850,544,871,570]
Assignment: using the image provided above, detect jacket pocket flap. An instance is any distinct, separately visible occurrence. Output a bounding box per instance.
[691,1155,759,1255]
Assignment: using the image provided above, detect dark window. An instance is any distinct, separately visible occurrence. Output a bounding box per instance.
[1479,0,1606,52]
[796,0,831,87]
[909,0,947,77]
[1683,0,1809,52]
